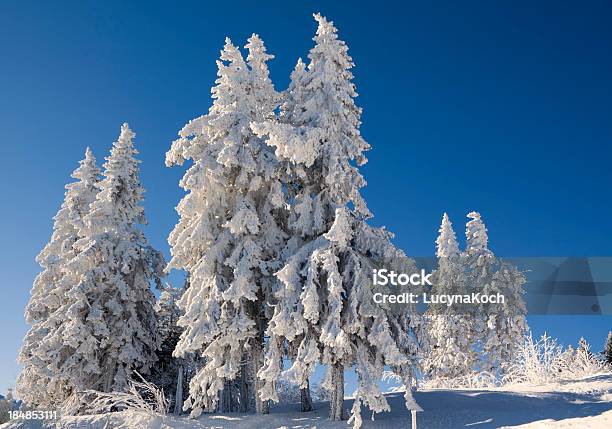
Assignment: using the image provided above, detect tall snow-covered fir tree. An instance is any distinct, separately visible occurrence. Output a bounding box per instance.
[42,124,165,395]
[166,35,284,416]
[423,213,476,384]
[17,148,101,407]
[464,211,527,374]
[253,14,423,427]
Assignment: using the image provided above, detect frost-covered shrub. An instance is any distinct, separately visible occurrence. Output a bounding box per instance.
[502,333,606,386]
[62,373,168,416]
[420,371,497,389]
[502,332,563,385]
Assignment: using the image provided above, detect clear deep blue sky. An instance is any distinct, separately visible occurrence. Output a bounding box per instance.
[1,0,611,395]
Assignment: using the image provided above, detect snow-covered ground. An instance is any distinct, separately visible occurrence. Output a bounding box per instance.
[3,373,612,429]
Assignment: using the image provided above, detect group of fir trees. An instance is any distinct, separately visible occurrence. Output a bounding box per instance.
[423,212,528,385]
[17,12,539,429]
[165,13,424,427]
[17,125,165,407]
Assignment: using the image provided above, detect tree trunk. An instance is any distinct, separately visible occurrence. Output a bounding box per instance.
[252,341,270,414]
[174,365,184,415]
[329,363,345,421]
[300,379,313,412]
[220,380,233,412]
[103,360,116,393]
[239,358,250,412]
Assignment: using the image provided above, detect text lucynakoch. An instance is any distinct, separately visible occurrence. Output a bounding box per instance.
[373,292,506,306]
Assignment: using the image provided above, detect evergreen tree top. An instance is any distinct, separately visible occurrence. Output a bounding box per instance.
[86,123,146,232]
[436,212,460,258]
[313,13,341,43]
[466,211,490,256]
[211,38,250,114]
[70,147,100,183]
[245,34,274,72]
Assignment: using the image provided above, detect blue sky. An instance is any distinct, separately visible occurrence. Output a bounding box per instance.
[1,0,611,395]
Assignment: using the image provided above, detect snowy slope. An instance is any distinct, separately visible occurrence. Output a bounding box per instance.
[3,374,612,429]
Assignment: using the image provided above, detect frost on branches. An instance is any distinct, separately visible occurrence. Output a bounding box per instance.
[423,213,476,384]
[605,331,612,365]
[253,13,423,427]
[17,148,101,407]
[166,35,284,416]
[422,212,527,386]
[502,333,606,385]
[464,211,527,376]
[51,124,163,396]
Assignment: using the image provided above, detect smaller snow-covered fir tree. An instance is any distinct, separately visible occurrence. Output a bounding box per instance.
[464,211,527,375]
[483,262,528,373]
[54,124,164,394]
[604,331,612,365]
[17,148,101,407]
[464,211,495,368]
[571,337,605,377]
[423,213,476,384]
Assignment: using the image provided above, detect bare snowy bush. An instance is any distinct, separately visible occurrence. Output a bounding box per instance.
[420,371,497,389]
[62,373,168,416]
[502,333,607,386]
[502,332,563,385]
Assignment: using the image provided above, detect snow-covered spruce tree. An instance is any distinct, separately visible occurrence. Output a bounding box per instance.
[166,36,284,416]
[464,211,527,375]
[574,337,605,375]
[423,213,476,385]
[17,148,101,407]
[50,124,164,395]
[604,331,612,365]
[463,211,497,372]
[484,260,528,373]
[253,14,423,426]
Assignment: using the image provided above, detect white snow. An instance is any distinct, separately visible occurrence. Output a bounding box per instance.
[4,374,612,429]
